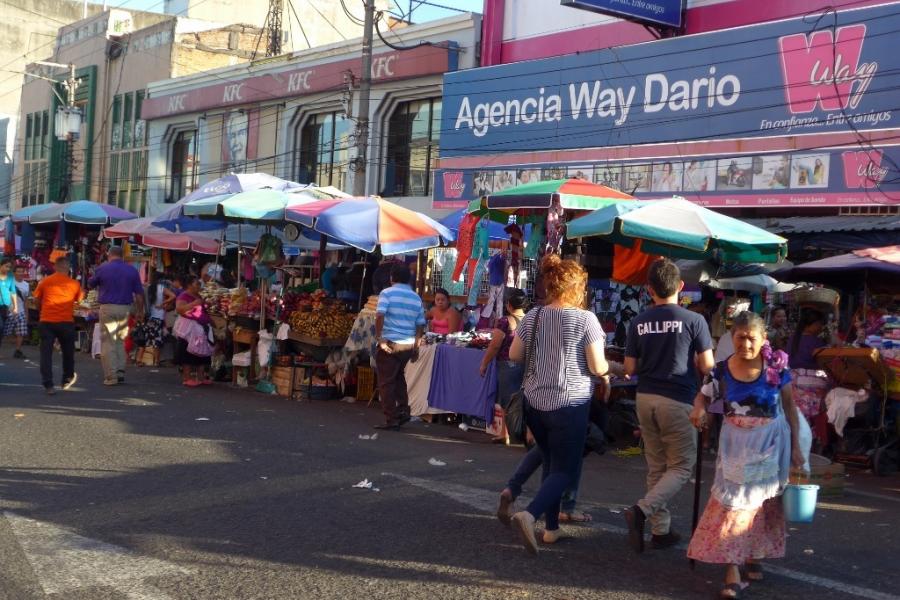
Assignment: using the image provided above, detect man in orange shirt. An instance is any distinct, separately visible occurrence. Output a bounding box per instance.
[33,257,84,394]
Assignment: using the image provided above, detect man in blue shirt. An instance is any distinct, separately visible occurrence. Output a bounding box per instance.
[623,258,714,553]
[374,263,425,430]
[88,246,144,386]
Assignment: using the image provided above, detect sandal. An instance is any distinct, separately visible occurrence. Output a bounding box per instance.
[496,490,514,527]
[183,379,201,387]
[744,562,764,581]
[559,511,593,523]
[719,582,747,599]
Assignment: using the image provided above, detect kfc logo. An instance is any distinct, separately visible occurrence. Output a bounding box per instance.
[841,150,887,188]
[442,172,465,198]
[779,24,877,114]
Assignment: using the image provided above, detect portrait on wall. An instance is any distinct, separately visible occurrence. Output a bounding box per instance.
[651,161,684,193]
[752,154,791,189]
[472,171,494,197]
[791,153,830,188]
[622,164,651,193]
[541,166,566,181]
[494,170,516,191]
[567,165,592,181]
[516,169,540,186]
[716,157,753,190]
[682,159,716,192]
[593,164,623,190]
[221,109,259,174]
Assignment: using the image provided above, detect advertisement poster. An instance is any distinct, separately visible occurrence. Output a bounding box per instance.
[790,153,830,188]
[752,154,791,190]
[222,109,259,174]
[593,164,622,189]
[683,160,716,192]
[716,157,753,191]
[568,165,593,180]
[651,161,683,193]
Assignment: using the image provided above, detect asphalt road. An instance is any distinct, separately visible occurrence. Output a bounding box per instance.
[1,349,899,600]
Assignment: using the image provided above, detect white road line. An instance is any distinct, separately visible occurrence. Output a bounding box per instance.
[4,512,190,599]
[383,472,900,600]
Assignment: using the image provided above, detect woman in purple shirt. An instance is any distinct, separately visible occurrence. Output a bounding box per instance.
[788,308,829,429]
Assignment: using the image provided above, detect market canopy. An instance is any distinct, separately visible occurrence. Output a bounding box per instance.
[25,200,136,225]
[566,197,788,263]
[285,196,455,254]
[104,217,222,254]
[704,274,798,294]
[771,246,900,291]
[10,202,60,224]
[181,186,351,223]
[468,178,634,220]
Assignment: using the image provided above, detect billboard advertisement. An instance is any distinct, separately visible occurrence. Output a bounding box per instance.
[561,0,684,29]
[432,146,900,208]
[221,109,260,174]
[440,3,897,158]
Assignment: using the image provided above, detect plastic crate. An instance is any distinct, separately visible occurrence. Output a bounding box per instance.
[356,366,375,403]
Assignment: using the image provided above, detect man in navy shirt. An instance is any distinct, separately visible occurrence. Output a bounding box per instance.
[89,246,144,386]
[623,258,714,553]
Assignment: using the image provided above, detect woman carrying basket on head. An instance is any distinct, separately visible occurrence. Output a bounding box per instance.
[687,312,806,599]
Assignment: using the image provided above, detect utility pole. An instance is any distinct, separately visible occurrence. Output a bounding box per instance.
[265,0,283,57]
[36,61,80,202]
[352,0,375,197]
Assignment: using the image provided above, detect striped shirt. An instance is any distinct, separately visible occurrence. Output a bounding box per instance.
[516,307,606,411]
[377,283,426,344]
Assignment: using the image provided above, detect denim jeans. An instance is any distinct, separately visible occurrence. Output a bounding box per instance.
[524,400,591,531]
[39,322,76,388]
[506,445,583,513]
[496,361,524,410]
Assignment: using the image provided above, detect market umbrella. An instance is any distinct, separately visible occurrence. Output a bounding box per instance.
[104,217,222,254]
[27,200,136,225]
[182,186,350,223]
[704,274,798,294]
[285,196,456,254]
[10,202,60,223]
[771,246,900,290]
[152,173,307,232]
[468,178,634,218]
[567,198,788,263]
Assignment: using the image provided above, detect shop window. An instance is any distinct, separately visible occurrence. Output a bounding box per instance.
[294,111,350,190]
[123,92,133,148]
[20,112,49,207]
[384,98,441,197]
[111,95,122,150]
[40,111,49,159]
[24,115,32,161]
[169,129,197,202]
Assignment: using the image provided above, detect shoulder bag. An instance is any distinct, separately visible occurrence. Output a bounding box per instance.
[505,307,543,444]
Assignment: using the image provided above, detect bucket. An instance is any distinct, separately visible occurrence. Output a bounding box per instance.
[783,484,819,523]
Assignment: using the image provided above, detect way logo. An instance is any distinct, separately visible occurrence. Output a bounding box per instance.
[841,150,887,188]
[442,171,465,199]
[779,24,877,114]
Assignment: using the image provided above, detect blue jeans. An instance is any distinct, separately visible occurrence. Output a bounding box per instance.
[507,441,583,513]
[496,361,524,410]
[524,401,591,531]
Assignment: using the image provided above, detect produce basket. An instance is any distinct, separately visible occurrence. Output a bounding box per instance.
[793,287,839,307]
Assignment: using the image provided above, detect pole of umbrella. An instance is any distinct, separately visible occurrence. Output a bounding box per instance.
[318,234,328,288]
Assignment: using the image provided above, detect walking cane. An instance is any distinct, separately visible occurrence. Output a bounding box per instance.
[690,428,704,570]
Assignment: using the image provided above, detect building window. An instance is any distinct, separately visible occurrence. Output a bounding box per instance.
[295,111,350,191]
[108,91,149,214]
[21,111,49,207]
[384,98,441,197]
[169,129,197,203]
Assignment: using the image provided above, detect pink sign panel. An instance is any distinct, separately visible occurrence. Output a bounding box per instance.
[142,44,454,120]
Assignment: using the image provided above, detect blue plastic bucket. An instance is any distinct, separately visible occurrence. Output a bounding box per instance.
[783,484,819,523]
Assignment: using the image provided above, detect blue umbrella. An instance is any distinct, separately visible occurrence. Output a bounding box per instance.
[11,202,60,223]
[27,200,136,225]
[153,173,305,232]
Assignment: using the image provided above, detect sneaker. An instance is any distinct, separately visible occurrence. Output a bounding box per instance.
[103,379,118,386]
[45,386,56,395]
[511,511,539,555]
[13,350,25,359]
[651,530,681,550]
[624,505,646,554]
[62,374,78,390]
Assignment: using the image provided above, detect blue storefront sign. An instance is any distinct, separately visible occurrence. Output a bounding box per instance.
[440,3,897,159]
[561,0,684,29]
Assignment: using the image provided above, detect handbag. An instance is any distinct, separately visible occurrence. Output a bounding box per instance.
[505,307,543,443]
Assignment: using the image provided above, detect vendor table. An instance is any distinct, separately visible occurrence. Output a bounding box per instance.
[421,344,497,423]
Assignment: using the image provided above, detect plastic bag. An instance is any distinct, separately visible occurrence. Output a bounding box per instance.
[795,406,812,473]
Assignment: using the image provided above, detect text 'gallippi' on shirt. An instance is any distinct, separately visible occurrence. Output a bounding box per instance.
[636,320,685,335]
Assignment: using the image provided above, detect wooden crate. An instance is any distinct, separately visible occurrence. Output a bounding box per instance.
[270,366,295,397]
[233,327,257,345]
[356,366,375,403]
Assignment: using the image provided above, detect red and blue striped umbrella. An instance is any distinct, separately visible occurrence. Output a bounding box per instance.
[285,196,455,255]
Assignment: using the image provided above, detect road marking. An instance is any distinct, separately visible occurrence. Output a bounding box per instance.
[383,472,900,600]
[5,512,190,599]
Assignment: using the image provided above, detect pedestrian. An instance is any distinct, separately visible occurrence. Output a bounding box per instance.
[623,258,714,553]
[3,263,30,358]
[32,257,83,394]
[173,275,213,386]
[480,288,527,438]
[687,311,805,599]
[503,255,608,554]
[374,263,426,431]
[135,271,173,368]
[88,246,144,386]
[0,257,17,342]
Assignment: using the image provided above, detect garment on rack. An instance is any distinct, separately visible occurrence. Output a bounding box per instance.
[481,284,504,323]
[825,387,867,436]
[524,219,545,260]
[466,257,488,306]
[545,201,565,254]
[612,240,659,285]
[487,252,507,287]
[451,213,480,282]
[504,223,523,284]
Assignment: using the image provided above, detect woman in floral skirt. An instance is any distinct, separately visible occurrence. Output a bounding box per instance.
[688,312,806,599]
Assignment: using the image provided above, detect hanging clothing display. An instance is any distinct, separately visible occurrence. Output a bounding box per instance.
[524,219,545,260]
[481,252,507,322]
[451,213,480,282]
[545,201,565,254]
[466,258,488,306]
[612,240,660,285]
[504,223,523,285]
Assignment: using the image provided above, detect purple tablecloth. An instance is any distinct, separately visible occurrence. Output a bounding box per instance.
[427,344,496,422]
